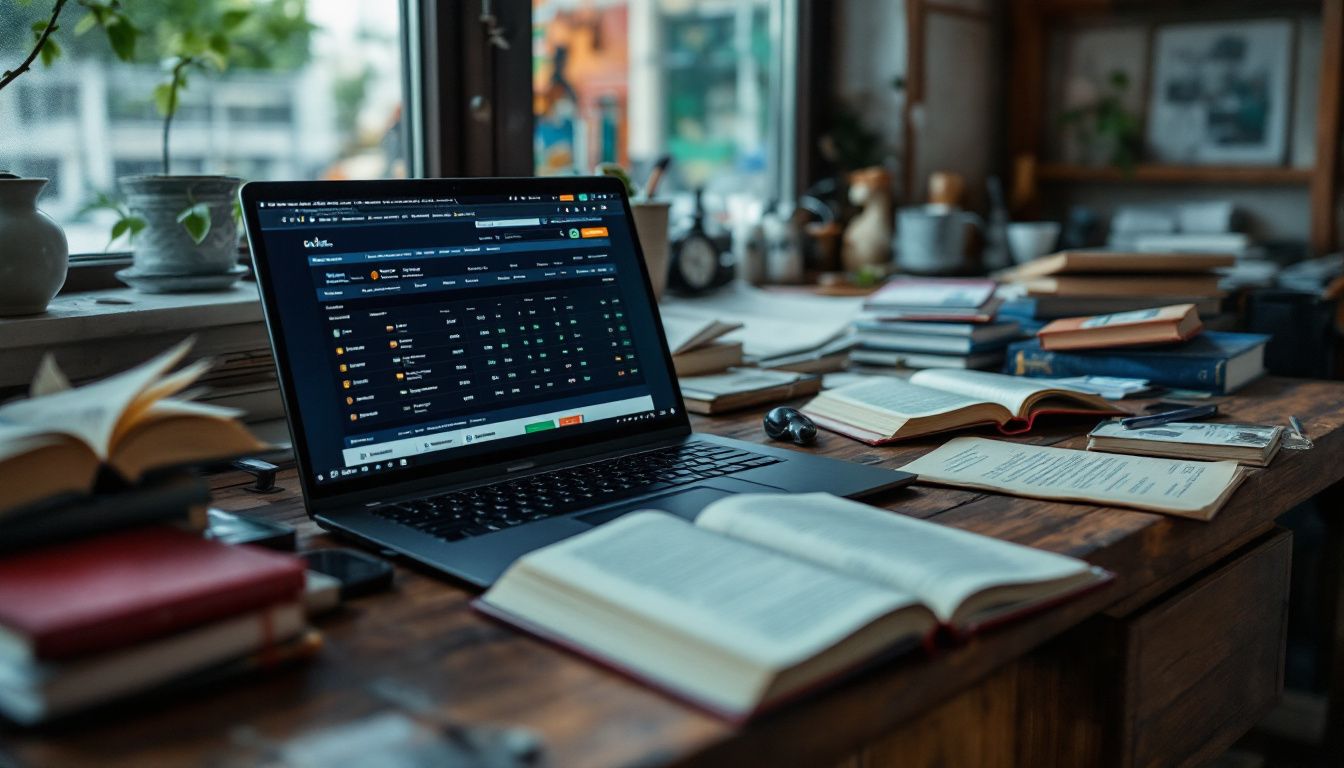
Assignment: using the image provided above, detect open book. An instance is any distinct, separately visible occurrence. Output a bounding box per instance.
[476,493,1110,721]
[0,339,265,514]
[801,369,1122,444]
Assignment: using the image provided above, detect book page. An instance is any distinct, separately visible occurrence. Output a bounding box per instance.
[507,512,920,668]
[0,339,194,458]
[900,437,1246,518]
[697,493,1090,623]
[825,377,986,417]
[909,369,1056,416]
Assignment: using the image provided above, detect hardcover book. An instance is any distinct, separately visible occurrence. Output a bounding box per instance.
[476,493,1110,721]
[1038,304,1203,351]
[1005,332,1270,394]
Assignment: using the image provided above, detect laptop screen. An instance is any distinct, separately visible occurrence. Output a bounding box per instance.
[245,180,684,493]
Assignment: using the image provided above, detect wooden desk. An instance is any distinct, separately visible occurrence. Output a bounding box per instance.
[4,376,1343,767]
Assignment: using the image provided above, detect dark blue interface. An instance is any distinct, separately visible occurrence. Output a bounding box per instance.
[253,190,680,487]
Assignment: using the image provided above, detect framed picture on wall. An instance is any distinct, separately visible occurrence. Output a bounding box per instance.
[1146,19,1293,165]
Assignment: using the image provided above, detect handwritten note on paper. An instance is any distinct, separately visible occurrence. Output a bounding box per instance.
[901,437,1248,520]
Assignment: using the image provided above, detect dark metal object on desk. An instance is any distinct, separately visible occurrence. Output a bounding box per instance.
[232,457,282,494]
[1119,404,1219,431]
[764,406,818,446]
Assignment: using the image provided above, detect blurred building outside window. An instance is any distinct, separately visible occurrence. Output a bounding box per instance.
[532,0,788,232]
[0,0,407,257]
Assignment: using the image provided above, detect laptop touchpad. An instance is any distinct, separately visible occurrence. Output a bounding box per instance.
[577,488,734,527]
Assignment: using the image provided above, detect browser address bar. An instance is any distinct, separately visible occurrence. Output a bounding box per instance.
[474,218,542,228]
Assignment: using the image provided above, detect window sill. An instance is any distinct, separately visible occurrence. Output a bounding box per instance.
[0,283,265,392]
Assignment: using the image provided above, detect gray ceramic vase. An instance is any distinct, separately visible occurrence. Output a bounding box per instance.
[0,176,68,316]
[120,175,243,279]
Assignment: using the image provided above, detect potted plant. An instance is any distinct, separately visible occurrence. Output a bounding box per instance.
[0,0,135,314]
[85,2,313,292]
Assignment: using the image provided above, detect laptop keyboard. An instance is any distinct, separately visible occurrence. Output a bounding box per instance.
[371,442,781,542]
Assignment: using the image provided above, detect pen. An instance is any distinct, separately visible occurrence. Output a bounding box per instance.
[1120,404,1219,431]
[644,155,671,199]
[1290,415,1308,439]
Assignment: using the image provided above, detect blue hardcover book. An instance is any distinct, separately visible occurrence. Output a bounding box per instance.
[1003,332,1270,394]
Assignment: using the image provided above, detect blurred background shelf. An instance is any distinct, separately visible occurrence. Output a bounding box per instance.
[1036,164,1316,185]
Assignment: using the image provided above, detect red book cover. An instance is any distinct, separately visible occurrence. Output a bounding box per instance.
[0,527,305,660]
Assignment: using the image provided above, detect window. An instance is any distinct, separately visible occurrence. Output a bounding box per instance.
[0,0,408,256]
[531,0,790,204]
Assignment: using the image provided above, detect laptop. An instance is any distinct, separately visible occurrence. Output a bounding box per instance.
[240,177,914,587]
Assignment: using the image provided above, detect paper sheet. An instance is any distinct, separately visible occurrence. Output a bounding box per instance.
[901,437,1246,519]
[660,284,862,360]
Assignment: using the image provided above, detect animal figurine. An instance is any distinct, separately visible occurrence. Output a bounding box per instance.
[842,166,894,273]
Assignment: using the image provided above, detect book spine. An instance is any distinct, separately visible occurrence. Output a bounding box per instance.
[1004,345,1229,393]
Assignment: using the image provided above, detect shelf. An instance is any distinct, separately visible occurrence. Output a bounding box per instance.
[1036,163,1315,185]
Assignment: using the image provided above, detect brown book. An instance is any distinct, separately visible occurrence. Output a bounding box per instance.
[1038,304,1203,351]
[672,341,744,377]
[999,251,1236,280]
[680,369,822,415]
[1020,275,1224,298]
[0,340,266,515]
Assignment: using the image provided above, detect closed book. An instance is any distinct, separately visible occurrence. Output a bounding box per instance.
[855,324,1019,355]
[1038,304,1203,351]
[999,251,1235,280]
[680,369,823,415]
[863,278,997,312]
[849,349,1005,371]
[0,602,306,724]
[1021,274,1224,298]
[1004,332,1270,394]
[0,527,307,662]
[0,471,210,555]
[672,341,744,377]
[998,295,1223,321]
[853,318,1021,341]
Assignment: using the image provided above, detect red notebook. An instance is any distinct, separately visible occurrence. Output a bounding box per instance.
[801,369,1123,445]
[0,527,305,661]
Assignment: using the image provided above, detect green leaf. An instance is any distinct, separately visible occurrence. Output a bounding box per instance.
[104,17,138,62]
[38,37,61,68]
[74,13,97,36]
[110,218,130,241]
[177,203,212,245]
[221,10,250,31]
[152,82,176,117]
[126,217,146,236]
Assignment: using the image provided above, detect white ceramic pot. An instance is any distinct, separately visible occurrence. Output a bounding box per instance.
[0,176,68,316]
[120,175,243,277]
[631,201,670,300]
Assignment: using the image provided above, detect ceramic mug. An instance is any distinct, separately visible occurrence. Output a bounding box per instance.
[1007,221,1061,265]
[895,205,980,275]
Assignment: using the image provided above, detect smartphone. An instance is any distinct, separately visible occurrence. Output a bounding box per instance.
[302,548,394,599]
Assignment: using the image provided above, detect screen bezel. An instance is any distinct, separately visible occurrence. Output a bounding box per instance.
[240,176,691,510]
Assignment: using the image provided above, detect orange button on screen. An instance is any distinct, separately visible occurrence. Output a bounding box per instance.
[580,227,609,238]
[559,194,575,201]
[558,415,583,427]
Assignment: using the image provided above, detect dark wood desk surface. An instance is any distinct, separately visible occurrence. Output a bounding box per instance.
[5,376,1344,767]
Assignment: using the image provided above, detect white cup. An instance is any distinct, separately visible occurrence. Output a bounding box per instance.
[1007,221,1062,264]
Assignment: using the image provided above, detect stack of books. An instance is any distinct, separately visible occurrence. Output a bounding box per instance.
[996,251,1236,330]
[0,528,313,724]
[850,278,1022,371]
[0,341,318,723]
[1003,302,1270,395]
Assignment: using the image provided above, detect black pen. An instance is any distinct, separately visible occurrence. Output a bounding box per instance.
[1119,404,1219,431]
